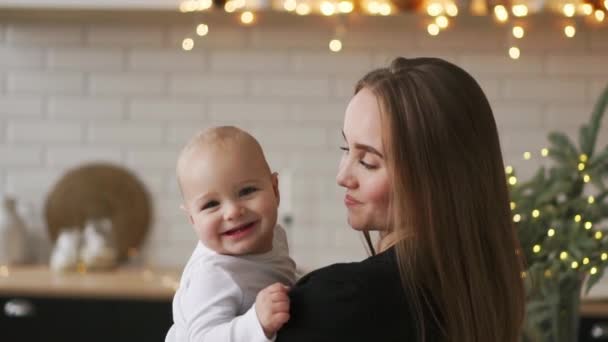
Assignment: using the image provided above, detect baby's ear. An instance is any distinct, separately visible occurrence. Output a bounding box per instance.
[180,204,195,225]
[271,172,280,205]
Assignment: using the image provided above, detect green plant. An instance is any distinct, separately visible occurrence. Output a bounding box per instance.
[509,84,608,342]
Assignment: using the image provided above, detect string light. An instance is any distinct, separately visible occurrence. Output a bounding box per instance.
[533,244,541,253]
[329,39,342,52]
[560,251,569,260]
[320,1,336,15]
[575,214,582,223]
[591,267,598,275]
[596,231,603,240]
[505,165,513,174]
[583,257,590,265]
[379,3,392,15]
[436,15,449,28]
[445,3,458,16]
[544,269,552,278]
[284,0,297,11]
[513,214,522,222]
[596,10,606,22]
[224,0,237,12]
[512,4,528,17]
[571,261,579,269]
[427,2,443,16]
[240,11,255,25]
[586,222,593,230]
[509,47,520,59]
[427,23,440,36]
[494,5,509,22]
[588,196,595,204]
[513,26,525,39]
[541,148,549,157]
[296,3,311,15]
[548,228,555,237]
[532,209,540,218]
[563,3,576,17]
[578,162,586,171]
[182,38,194,51]
[603,253,608,261]
[338,1,354,13]
[581,4,593,15]
[508,176,518,185]
[523,151,531,160]
[564,25,576,38]
[521,271,527,278]
[605,0,608,10]
[584,174,591,183]
[196,24,209,36]
[580,154,588,162]
[510,202,517,210]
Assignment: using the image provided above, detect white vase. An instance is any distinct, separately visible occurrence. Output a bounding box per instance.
[0,195,29,265]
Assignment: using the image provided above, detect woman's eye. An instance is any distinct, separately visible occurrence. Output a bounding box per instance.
[359,160,378,170]
[239,187,258,196]
[339,146,349,154]
[201,200,219,211]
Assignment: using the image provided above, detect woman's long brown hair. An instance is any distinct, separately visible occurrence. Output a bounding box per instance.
[355,57,525,342]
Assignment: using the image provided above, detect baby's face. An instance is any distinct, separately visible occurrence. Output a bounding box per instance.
[180,144,279,255]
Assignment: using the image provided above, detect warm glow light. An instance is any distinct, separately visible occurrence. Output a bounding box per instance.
[510,202,516,210]
[579,162,586,171]
[240,11,255,25]
[580,154,589,162]
[284,0,297,11]
[584,174,591,183]
[512,4,528,17]
[505,165,513,174]
[508,176,517,185]
[523,151,531,160]
[509,47,520,59]
[586,222,593,230]
[564,25,576,38]
[584,257,590,265]
[196,24,209,36]
[338,1,354,13]
[329,39,342,52]
[596,10,605,22]
[320,1,336,15]
[589,196,595,204]
[182,38,194,51]
[533,245,541,253]
[581,4,593,15]
[445,3,458,16]
[572,261,579,269]
[379,3,392,15]
[605,0,608,10]
[591,267,598,275]
[603,253,608,261]
[575,214,582,222]
[427,3,443,16]
[494,5,509,22]
[513,214,521,222]
[563,3,576,17]
[296,3,311,14]
[224,0,237,12]
[427,23,440,36]
[541,148,549,156]
[532,209,540,218]
[513,26,525,39]
[197,0,213,10]
[436,15,449,28]
[548,228,555,237]
[596,231,603,240]
[367,0,380,14]
[179,1,194,12]
[560,251,569,260]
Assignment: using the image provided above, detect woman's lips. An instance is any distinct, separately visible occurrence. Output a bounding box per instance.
[344,194,362,207]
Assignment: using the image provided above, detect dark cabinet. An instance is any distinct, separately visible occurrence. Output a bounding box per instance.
[1,295,172,342]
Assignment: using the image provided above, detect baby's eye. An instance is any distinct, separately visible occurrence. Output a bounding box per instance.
[201,200,219,211]
[239,186,258,196]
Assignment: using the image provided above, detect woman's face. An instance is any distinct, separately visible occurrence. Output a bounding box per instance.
[337,87,390,231]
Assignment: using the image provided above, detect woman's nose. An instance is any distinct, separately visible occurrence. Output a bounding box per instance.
[336,160,357,189]
[224,202,244,221]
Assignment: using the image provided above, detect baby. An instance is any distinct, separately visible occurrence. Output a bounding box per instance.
[165,126,296,342]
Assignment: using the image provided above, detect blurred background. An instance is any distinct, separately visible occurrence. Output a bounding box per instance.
[0,0,606,341]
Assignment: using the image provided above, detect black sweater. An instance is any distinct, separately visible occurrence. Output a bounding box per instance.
[276,248,439,342]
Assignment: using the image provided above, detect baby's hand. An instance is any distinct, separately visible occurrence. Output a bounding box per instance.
[255,282,290,339]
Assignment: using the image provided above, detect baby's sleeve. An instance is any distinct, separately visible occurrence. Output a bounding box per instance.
[181,262,273,342]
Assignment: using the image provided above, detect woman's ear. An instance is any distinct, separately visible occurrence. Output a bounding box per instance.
[271,172,281,206]
[180,203,194,225]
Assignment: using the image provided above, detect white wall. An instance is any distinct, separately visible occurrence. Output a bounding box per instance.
[0,12,607,270]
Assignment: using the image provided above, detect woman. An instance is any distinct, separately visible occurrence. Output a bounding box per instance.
[276,57,525,342]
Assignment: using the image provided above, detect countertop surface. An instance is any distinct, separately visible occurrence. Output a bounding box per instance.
[0,265,179,301]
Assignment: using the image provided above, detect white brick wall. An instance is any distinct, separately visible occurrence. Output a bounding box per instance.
[1,16,607,272]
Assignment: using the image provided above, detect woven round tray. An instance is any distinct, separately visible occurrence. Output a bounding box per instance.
[44,163,152,260]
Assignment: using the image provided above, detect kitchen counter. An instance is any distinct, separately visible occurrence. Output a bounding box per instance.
[0,265,179,301]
